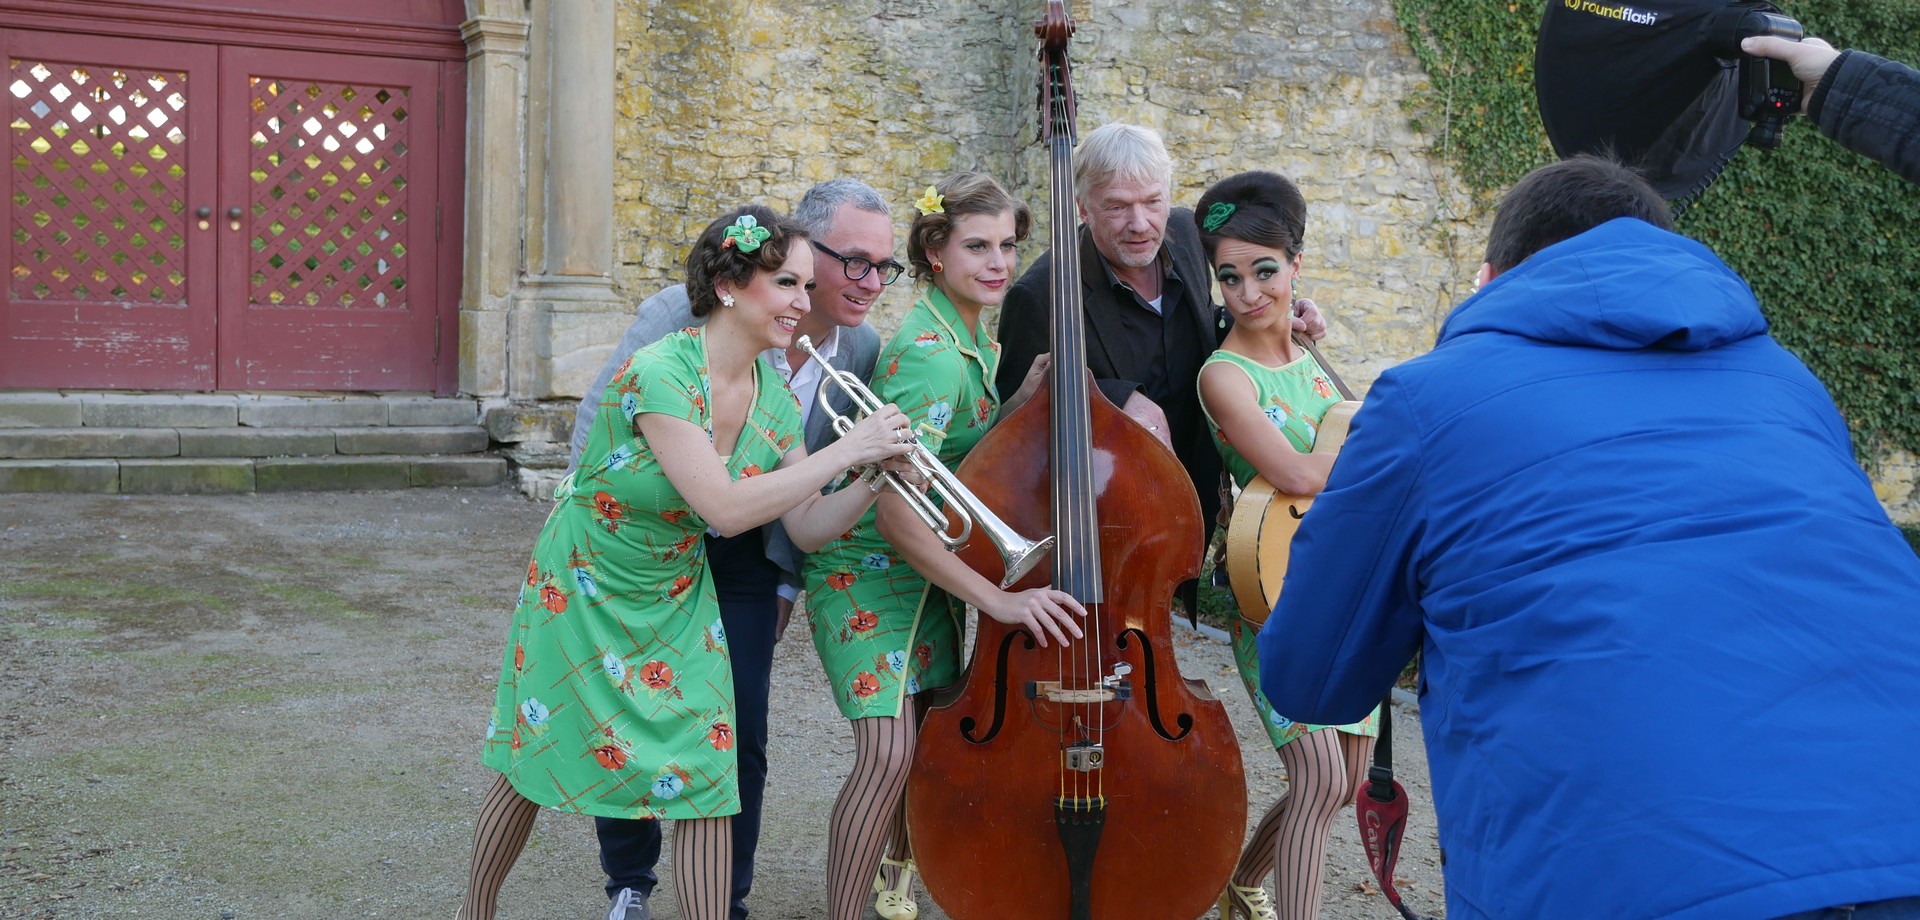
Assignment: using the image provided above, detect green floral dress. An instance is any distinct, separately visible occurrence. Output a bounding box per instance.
[1199,348,1379,750]
[481,328,803,820]
[804,287,1000,720]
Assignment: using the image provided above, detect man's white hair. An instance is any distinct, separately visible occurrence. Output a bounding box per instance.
[1073,123,1173,202]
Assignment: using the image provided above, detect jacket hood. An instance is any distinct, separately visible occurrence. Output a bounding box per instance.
[1439,218,1767,352]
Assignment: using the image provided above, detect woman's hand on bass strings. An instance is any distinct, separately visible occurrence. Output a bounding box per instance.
[981,587,1087,648]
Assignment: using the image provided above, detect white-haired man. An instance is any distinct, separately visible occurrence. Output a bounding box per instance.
[996,123,1324,609]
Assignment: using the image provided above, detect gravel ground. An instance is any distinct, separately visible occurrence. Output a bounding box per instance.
[0,487,1445,919]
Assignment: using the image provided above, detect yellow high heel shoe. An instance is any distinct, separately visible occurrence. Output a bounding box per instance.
[1217,882,1279,920]
[872,855,919,920]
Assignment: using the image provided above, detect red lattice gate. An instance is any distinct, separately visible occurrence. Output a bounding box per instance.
[3,7,462,392]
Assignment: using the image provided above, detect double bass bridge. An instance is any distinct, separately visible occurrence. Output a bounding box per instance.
[1025,660,1134,705]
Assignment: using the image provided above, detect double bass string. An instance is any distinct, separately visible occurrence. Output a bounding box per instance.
[1039,84,1107,809]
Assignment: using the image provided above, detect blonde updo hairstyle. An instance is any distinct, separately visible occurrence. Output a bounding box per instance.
[905,172,1032,283]
[685,204,809,318]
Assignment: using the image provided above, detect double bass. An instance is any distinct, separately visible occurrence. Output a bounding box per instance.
[902,4,1248,917]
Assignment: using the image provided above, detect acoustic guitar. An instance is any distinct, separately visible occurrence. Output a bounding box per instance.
[1222,335,1361,626]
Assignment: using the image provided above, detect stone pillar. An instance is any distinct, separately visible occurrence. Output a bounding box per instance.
[457,9,531,397]
[510,0,624,400]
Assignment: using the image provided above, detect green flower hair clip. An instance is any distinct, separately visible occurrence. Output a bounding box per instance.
[723,214,772,254]
[1202,202,1236,233]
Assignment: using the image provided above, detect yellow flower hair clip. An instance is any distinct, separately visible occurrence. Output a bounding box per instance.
[914,185,945,216]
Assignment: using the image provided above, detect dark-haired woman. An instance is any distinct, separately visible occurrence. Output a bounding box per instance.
[457,206,915,920]
[1193,171,1379,920]
[802,172,1086,920]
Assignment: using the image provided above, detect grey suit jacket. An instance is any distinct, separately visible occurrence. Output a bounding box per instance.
[567,283,882,580]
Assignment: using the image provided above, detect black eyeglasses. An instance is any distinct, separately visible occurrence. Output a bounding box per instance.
[811,240,905,285]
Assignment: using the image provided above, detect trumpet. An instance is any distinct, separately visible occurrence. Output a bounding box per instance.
[798,336,1054,588]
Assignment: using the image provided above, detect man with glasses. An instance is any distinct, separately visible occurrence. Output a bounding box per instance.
[567,179,901,920]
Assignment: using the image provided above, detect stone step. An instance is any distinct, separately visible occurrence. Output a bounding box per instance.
[0,425,492,460]
[0,392,480,429]
[0,455,509,494]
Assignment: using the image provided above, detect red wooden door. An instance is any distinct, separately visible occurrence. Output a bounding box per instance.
[2,30,219,389]
[217,47,443,391]
[3,10,459,393]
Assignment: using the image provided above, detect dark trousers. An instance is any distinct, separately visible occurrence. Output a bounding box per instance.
[596,528,781,920]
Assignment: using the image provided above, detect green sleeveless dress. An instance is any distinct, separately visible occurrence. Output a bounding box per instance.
[481,327,803,819]
[804,287,1000,720]
[1199,348,1379,750]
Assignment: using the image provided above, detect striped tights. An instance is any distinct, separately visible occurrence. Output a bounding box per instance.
[1230,727,1377,920]
[455,772,732,920]
[827,712,918,920]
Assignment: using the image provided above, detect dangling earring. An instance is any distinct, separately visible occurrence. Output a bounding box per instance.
[931,259,944,273]
[720,293,736,308]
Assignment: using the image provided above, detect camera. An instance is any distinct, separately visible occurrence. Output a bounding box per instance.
[1705,7,1805,148]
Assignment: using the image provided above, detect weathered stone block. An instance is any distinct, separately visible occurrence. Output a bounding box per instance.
[80,394,237,428]
[238,396,387,429]
[120,458,256,494]
[179,428,337,458]
[0,428,179,459]
[255,457,412,492]
[504,440,570,471]
[0,459,119,492]
[0,394,83,428]
[461,309,509,398]
[411,456,511,487]
[485,404,573,443]
[515,465,564,502]
[335,426,490,455]
[385,397,481,427]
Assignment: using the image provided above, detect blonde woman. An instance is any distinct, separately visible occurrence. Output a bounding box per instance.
[802,172,1085,920]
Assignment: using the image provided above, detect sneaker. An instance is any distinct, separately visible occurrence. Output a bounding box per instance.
[605,887,651,920]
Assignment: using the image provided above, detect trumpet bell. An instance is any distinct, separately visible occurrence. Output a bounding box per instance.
[998,533,1055,588]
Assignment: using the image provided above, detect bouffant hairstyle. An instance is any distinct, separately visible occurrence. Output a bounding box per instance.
[905,172,1032,282]
[1193,170,1308,264]
[1484,154,1672,273]
[684,204,809,318]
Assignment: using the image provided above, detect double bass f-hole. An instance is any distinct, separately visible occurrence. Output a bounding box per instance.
[1116,628,1196,742]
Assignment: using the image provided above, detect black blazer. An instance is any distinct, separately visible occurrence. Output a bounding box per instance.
[995,207,1227,544]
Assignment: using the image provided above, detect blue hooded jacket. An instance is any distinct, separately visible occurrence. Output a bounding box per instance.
[1258,218,1920,918]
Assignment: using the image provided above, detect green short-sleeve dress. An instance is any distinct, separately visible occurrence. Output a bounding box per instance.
[1200,348,1379,750]
[803,287,1000,720]
[481,327,803,819]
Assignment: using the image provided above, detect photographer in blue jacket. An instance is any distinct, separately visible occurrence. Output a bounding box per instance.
[1258,154,1920,919]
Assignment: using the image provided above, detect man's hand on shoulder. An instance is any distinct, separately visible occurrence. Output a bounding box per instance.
[1293,297,1329,341]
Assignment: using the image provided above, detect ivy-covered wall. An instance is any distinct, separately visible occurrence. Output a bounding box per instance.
[1392,0,1920,523]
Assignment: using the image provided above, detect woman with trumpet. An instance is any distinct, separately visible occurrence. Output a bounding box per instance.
[458,205,915,920]
[802,172,1086,920]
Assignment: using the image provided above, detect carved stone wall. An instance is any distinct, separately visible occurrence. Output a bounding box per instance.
[599,0,1479,395]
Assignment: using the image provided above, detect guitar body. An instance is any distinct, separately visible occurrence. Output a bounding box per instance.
[1224,400,1361,625]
